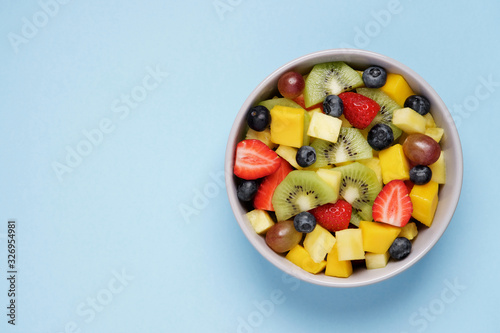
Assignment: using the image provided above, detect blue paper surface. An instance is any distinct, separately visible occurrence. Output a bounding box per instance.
[1,1,499,332]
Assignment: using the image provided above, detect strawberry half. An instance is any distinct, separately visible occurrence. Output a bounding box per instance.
[372,180,413,227]
[253,158,293,211]
[233,139,281,180]
[309,200,352,232]
[339,92,380,129]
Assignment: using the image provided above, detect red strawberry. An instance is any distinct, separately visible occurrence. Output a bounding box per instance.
[293,94,324,112]
[309,200,352,232]
[339,92,380,129]
[372,180,413,227]
[404,180,414,193]
[234,139,281,180]
[253,158,293,211]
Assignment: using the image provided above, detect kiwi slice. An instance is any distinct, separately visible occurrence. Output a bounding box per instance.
[356,88,403,140]
[258,98,302,110]
[303,62,363,108]
[332,162,382,221]
[272,170,336,221]
[349,209,362,227]
[310,128,373,168]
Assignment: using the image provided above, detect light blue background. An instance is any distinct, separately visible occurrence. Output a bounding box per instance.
[1,1,499,332]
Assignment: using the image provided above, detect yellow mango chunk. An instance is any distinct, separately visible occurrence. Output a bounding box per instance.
[392,108,427,134]
[365,251,390,269]
[429,151,446,184]
[286,245,326,274]
[270,106,304,148]
[425,127,444,143]
[307,112,343,143]
[380,73,415,107]
[359,221,401,254]
[316,168,341,203]
[336,229,365,261]
[378,144,410,183]
[246,209,275,235]
[410,181,439,227]
[325,243,353,278]
[399,222,418,240]
[304,225,336,263]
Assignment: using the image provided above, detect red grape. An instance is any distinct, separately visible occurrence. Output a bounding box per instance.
[277,71,305,99]
[403,133,441,165]
[265,220,302,253]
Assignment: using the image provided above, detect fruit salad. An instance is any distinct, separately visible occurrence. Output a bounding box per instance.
[233,61,446,278]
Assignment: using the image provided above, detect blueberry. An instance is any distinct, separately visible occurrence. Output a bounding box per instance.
[362,66,387,88]
[246,105,271,132]
[389,237,412,260]
[293,212,316,233]
[409,165,432,185]
[237,180,258,202]
[367,123,394,151]
[296,146,316,167]
[323,95,344,117]
[404,95,430,115]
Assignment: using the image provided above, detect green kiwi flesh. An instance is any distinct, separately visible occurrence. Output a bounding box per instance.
[332,162,382,221]
[310,128,373,168]
[272,170,336,221]
[303,62,363,107]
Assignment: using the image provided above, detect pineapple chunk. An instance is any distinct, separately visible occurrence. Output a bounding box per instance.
[316,168,341,203]
[336,229,365,261]
[392,108,427,134]
[359,221,401,254]
[380,73,415,107]
[339,114,352,128]
[307,112,343,143]
[275,145,302,170]
[399,222,418,240]
[246,209,275,234]
[358,158,383,186]
[410,181,439,227]
[365,251,390,269]
[424,113,436,128]
[286,245,326,274]
[270,105,304,148]
[379,144,410,183]
[425,127,444,143]
[307,107,323,119]
[429,151,446,184]
[304,225,336,263]
[325,243,353,278]
[245,128,277,149]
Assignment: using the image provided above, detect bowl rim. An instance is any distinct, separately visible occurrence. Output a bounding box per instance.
[225,49,464,288]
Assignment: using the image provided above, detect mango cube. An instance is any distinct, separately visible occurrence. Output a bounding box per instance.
[286,245,326,274]
[392,108,427,134]
[307,112,343,143]
[270,106,304,148]
[410,181,439,227]
[316,168,341,203]
[380,73,415,107]
[336,229,364,261]
[304,225,336,263]
[379,144,410,183]
[399,222,418,240]
[359,221,401,254]
[365,252,390,270]
[425,127,444,143]
[246,209,275,234]
[429,151,446,184]
[325,243,353,278]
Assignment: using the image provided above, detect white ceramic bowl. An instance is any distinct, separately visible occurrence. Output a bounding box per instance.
[225,49,463,287]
